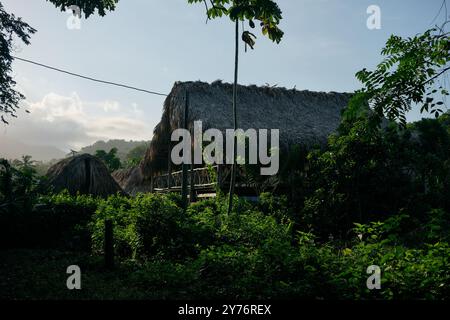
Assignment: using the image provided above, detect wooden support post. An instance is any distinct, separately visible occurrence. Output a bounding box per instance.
[104,219,114,269]
[181,91,189,209]
[167,152,172,190]
[217,165,222,191]
[189,162,196,203]
[150,175,154,193]
[189,138,197,202]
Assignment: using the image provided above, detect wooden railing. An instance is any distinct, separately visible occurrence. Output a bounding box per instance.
[152,165,230,193]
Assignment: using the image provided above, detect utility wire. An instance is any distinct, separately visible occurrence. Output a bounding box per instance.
[13,56,168,97]
[430,0,448,26]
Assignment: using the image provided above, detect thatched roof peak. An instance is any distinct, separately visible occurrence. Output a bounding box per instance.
[174,80,349,97]
[46,154,123,197]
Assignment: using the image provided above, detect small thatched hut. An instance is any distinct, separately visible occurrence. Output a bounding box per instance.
[46,154,123,197]
[112,166,150,195]
[140,81,352,177]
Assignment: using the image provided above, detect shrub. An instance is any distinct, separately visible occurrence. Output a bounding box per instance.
[91,193,135,258]
[133,193,199,259]
[0,190,98,250]
[91,193,207,261]
[258,192,293,223]
[300,114,450,240]
[217,210,292,248]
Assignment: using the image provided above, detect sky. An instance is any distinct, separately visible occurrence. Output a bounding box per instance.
[1,0,448,153]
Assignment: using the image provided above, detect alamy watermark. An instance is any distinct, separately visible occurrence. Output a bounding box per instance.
[171,121,280,176]
[367,5,382,30]
[366,265,381,290]
[66,265,81,290]
[66,5,81,30]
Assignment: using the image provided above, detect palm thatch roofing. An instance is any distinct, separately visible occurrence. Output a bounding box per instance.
[112,166,151,195]
[141,81,352,177]
[46,154,123,197]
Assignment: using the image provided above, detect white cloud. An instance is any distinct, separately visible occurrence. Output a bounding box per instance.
[28,92,84,123]
[2,92,153,151]
[85,117,151,142]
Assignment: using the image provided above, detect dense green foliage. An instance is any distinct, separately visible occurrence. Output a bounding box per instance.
[95,144,147,170]
[0,156,41,209]
[1,190,450,299]
[298,113,450,241]
[1,113,450,299]
[188,0,284,45]
[124,143,148,168]
[0,190,96,250]
[46,0,118,18]
[95,148,122,172]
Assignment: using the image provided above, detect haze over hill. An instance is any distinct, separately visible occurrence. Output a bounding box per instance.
[0,135,66,162]
[0,137,149,163]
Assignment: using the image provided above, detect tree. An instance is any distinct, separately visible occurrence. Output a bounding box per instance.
[313,113,450,240]
[0,2,36,124]
[45,0,118,18]
[0,156,41,207]
[187,0,284,214]
[346,24,450,127]
[95,148,122,172]
[125,143,148,168]
[0,158,13,202]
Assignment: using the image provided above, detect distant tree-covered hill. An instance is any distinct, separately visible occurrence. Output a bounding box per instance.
[75,139,150,162]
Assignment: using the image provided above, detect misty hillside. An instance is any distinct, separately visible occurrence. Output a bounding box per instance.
[77,139,150,161]
[0,135,66,162]
[0,137,150,163]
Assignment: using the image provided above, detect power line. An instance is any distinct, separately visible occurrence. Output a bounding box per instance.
[12,56,168,97]
[430,0,448,26]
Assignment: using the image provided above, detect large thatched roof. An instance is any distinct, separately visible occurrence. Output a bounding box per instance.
[46,154,123,197]
[141,81,351,177]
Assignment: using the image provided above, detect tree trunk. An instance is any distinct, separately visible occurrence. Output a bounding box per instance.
[227,19,239,215]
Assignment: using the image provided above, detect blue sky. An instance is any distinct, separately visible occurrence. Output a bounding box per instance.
[1,0,448,152]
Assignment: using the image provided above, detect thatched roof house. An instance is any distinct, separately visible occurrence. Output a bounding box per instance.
[46,154,123,197]
[141,81,352,177]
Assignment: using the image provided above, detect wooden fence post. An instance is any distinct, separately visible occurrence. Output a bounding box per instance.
[104,219,114,269]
